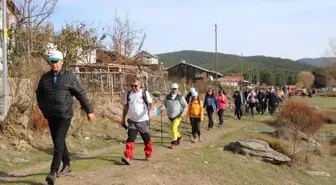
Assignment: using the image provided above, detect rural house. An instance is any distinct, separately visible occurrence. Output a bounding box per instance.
[167,61,223,83]
[135,50,159,65]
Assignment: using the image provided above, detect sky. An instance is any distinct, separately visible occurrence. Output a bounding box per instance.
[50,0,336,60]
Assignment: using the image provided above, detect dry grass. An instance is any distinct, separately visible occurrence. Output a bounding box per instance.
[320,91,336,97]
[247,134,290,155]
[321,108,336,124]
[315,139,335,157]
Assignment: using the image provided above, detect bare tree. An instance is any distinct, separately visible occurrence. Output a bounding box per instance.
[106,12,146,65]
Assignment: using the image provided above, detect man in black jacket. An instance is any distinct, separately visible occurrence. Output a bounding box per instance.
[36,50,95,185]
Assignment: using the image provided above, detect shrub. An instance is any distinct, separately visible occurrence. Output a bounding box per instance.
[279,100,325,162]
[279,100,324,135]
[321,109,336,124]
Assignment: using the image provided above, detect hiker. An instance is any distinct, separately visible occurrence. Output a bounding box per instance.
[247,89,258,118]
[312,88,316,98]
[161,83,188,149]
[233,90,244,120]
[186,91,204,143]
[204,88,218,130]
[217,89,228,127]
[185,87,196,104]
[120,78,154,165]
[268,89,278,116]
[36,50,95,185]
[257,89,266,115]
[243,89,249,113]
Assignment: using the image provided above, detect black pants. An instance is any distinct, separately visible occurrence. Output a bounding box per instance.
[259,101,265,114]
[269,105,276,115]
[206,106,214,129]
[190,117,201,137]
[218,109,224,125]
[235,104,242,120]
[48,118,71,174]
[249,103,255,117]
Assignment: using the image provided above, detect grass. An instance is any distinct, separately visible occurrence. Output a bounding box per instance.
[1,97,336,185]
[161,123,336,185]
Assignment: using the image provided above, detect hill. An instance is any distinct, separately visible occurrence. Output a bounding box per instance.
[297,57,336,67]
[157,50,314,74]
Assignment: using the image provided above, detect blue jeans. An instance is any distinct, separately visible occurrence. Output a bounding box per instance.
[235,104,243,119]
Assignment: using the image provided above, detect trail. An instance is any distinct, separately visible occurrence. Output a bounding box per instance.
[4,116,271,184]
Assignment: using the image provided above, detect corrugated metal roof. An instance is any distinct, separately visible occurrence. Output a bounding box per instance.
[166,62,223,76]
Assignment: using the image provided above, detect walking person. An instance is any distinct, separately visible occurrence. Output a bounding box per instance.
[186,91,204,143]
[233,90,244,120]
[161,83,188,149]
[217,89,228,127]
[36,50,95,185]
[247,89,258,118]
[204,88,218,130]
[120,78,154,165]
[257,89,266,115]
[185,87,196,104]
[268,89,278,116]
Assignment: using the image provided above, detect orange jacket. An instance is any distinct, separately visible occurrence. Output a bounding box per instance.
[186,99,204,121]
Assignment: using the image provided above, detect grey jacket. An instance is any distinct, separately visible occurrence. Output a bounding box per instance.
[161,93,188,120]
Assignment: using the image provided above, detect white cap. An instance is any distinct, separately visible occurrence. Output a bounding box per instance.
[190,87,196,93]
[48,50,63,62]
[171,83,178,89]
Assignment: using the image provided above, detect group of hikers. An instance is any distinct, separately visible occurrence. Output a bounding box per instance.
[36,50,311,185]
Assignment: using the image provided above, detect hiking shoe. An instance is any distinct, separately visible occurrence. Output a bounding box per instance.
[192,137,197,143]
[170,144,175,149]
[46,172,56,185]
[198,136,203,142]
[177,137,183,145]
[57,165,71,177]
[145,156,151,161]
[121,157,131,165]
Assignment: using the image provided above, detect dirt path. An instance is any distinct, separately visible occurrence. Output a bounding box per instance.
[5,116,271,184]
[56,117,270,185]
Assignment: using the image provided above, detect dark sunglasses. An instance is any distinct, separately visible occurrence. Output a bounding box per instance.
[130,84,138,88]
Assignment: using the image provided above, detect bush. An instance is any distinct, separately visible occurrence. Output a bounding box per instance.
[279,100,324,135]
[321,109,336,124]
[320,91,336,97]
[247,134,290,155]
[279,100,325,162]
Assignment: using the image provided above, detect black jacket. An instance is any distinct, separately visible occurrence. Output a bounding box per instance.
[36,69,93,119]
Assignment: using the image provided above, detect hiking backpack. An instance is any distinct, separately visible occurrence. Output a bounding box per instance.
[126,89,149,110]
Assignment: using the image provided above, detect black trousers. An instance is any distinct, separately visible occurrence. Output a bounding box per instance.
[269,105,276,115]
[259,101,265,114]
[249,103,255,117]
[218,109,224,125]
[206,106,214,128]
[48,118,71,174]
[190,117,201,137]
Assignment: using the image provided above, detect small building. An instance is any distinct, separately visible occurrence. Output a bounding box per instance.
[217,78,239,87]
[135,50,159,65]
[223,76,244,82]
[166,62,223,83]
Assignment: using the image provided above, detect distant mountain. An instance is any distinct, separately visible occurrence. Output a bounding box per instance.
[157,50,314,73]
[296,57,336,67]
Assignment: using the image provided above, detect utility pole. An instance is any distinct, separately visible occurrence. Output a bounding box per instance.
[240,53,243,79]
[215,24,218,93]
[1,0,8,116]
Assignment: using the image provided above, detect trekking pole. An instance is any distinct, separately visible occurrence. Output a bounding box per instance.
[160,113,163,146]
[183,118,192,142]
